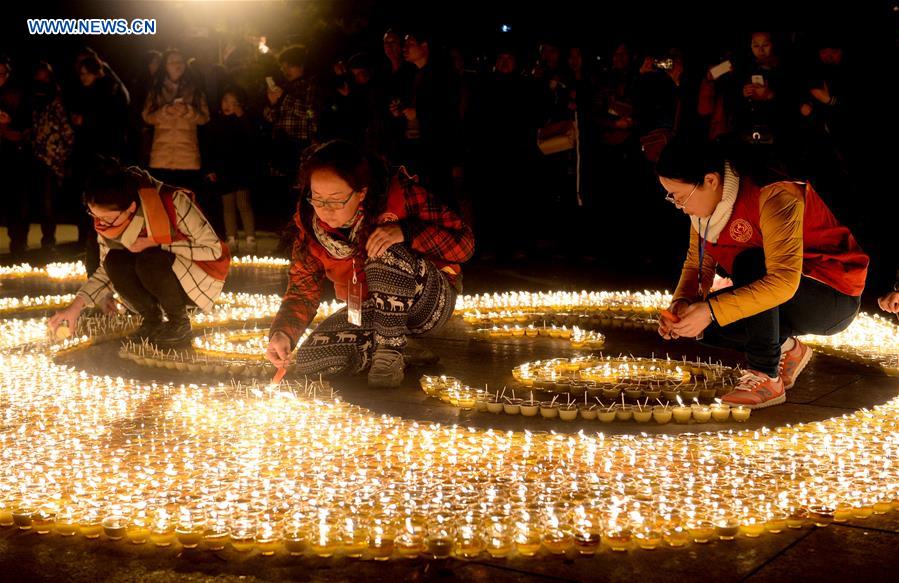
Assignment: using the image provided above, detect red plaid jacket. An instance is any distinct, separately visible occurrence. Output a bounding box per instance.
[271,174,475,348]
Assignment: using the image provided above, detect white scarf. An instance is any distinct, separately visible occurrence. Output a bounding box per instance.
[690,161,739,244]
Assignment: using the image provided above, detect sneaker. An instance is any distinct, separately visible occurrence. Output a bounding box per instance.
[244,236,257,256]
[152,318,193,346]
[722,369,786,409]
[367,348,405,388]
[779,338,812,390]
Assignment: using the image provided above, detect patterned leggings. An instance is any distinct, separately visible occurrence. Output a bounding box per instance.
[295,245,457,375]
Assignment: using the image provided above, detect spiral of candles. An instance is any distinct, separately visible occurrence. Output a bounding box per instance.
[0,271,894,561]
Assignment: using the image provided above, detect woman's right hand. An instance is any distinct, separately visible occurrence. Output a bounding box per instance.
[265,331,293,368]
[658,299,689,340]
[48,302,84,336]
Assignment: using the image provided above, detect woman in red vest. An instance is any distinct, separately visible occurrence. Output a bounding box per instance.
[265,140,474,388]
[656,139,868,409]
[48,158,230,345]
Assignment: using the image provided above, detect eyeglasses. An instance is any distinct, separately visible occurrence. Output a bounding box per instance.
[307,190,357,209]
[86,207,132,227]
[664,183,700,209]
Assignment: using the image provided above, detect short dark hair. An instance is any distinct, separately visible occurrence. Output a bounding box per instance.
[83,157,139,210]
[656,138,725,185]
[278,44,308,69]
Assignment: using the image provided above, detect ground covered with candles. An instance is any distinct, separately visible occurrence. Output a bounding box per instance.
[1,259,898,582]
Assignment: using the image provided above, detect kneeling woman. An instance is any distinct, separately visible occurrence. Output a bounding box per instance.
[656,140,868,408]
[265,140,475,387]
[49,159,230,344]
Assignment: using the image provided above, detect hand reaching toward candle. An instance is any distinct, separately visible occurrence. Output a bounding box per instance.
[658,299,689,340]
[265,330,293,368]
[670,301,713,339]
[48,297,86,336]
[366,223,404,259]
[878,291,899,314]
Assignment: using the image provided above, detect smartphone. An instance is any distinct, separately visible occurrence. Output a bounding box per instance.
[709,60,733,80]
[265,76,277,90]
[173,97,184,104]
[751,74,765,86]
[653,57,674,71]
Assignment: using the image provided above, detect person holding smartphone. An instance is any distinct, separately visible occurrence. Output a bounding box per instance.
[656,138,868,409]
[698,32,790,147]
[142,49,209,193]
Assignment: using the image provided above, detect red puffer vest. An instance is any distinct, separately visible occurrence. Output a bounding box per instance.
[706,179,868,296]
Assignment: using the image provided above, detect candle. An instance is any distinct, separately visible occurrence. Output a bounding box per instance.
[485,520,514,558]
[633,405,653,423]
[691,405,712,423]
[731,405,751,422]
[710,403,731,422]
[454,523,485,559]
[597,407,617,423]
[559,404,578,421]
[616,404,634,421]
[662,524,690,547]
[32,506,57,534]
[282,521,306,556]
[255,522,280,556]
[520,400,539,417]
[502,398,522,415]
[634,524,663,550]
[578,404,598,420]
[12,505,35,530]
[686,519,716,543]
[102,515,128,540]
[79,510,104,540]
[672,395,691,423]
[652,405,673,424]
[126,517,151,544]
[395,516,426,558]
[514,522,542,557]
[601,515,632,552]
[714,516,740,540]
[539,401,559,419]
[486,398,504,414]
[54,507,78,537]
[741,514,766,537]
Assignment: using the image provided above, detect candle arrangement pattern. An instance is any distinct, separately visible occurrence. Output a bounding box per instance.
[0,271,895,560]
[420,355,748,424]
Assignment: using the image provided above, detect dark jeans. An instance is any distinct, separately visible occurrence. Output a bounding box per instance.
[104,247,192,322]
[701,248,861,377]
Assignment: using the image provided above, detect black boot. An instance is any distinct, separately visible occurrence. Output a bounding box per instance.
[126,308,164,343]
[152,310,193,346]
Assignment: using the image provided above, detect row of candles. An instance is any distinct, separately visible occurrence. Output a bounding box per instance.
[0,257,291,282]
[473,325,606,350]
[0,288,894,561]
[419,377,750,424]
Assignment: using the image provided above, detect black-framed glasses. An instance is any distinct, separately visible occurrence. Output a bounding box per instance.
[306,190,357,209]
[664,183,699,209]
[86,206,131,227]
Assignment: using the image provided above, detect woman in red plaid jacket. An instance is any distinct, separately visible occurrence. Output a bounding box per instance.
[265,140,475,387]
